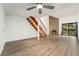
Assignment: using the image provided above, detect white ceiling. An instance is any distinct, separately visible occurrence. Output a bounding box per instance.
[2,3,79,18]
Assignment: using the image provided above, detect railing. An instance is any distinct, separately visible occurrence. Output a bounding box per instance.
[38,19,47,35]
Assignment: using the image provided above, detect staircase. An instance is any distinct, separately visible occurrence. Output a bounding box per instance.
[26,16,47,37]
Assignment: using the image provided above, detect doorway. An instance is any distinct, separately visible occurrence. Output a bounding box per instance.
[62,22,78,37]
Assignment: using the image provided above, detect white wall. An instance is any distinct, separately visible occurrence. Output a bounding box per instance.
[40,16,49,35]
[6,15,37,42]
[0,4,5,55]
[59,15,79,37]
[78,5,79,15]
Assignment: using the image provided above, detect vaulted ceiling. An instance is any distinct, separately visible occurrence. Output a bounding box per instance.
[2,3,79,18]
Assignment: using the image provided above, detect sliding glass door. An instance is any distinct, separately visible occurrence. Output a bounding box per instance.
[62,22,78,37]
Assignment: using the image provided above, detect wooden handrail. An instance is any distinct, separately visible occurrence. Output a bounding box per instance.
[39,19,47,32]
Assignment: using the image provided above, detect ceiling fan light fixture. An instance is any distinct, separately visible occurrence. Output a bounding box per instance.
[37,4,42,8]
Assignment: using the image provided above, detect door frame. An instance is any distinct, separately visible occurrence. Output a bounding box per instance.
[61,22,78,37]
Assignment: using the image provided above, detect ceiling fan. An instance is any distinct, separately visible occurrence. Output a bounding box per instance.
[26,3,55,14]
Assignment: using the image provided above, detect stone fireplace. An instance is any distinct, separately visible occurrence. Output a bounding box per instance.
[49,16,59,35]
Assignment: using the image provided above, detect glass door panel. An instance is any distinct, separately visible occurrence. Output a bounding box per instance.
[68,23,76,30]
[62,30,68,35]
[68,30,76,36]
[62,24,68,35]
[62,24,68,30]
[62,22,78,37]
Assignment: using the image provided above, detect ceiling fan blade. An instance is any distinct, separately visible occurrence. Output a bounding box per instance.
[39,8,42,14]
[26,6,37,10]
[43,5,55,9]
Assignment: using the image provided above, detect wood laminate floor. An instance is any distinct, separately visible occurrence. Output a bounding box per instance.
[1,35,79,56]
